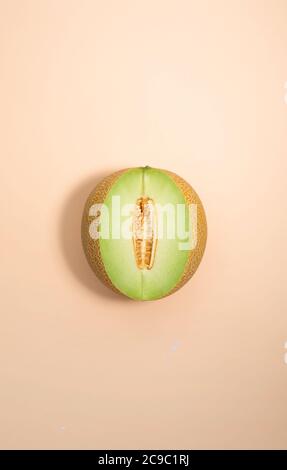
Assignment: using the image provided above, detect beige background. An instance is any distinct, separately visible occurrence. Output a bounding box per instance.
[0,0,287,450]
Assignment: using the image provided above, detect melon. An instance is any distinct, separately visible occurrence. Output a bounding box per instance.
[81,166,207,300]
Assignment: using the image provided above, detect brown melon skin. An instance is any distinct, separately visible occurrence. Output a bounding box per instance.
[81,169,129,296]
[81,167,207,300]
[161,169,207,297]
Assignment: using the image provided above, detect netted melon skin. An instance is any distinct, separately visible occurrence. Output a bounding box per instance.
[81,169,129,295]
[161,170,207,297]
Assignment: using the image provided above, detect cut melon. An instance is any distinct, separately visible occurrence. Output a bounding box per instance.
[82,166,207,300]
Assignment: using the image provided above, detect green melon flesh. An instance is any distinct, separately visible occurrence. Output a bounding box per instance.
[100,167,190,300]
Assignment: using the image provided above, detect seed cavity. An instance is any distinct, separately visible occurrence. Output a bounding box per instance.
[132,197,157,270]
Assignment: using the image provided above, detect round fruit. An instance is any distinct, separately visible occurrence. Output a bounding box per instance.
[81,166,207,300]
